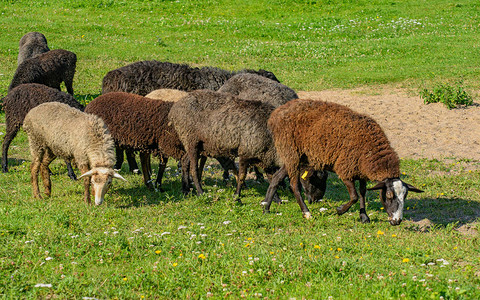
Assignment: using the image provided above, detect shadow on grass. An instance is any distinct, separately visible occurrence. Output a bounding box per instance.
[5,158,27,169]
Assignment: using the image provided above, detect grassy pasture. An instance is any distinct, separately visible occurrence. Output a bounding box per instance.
[0,0,480,299]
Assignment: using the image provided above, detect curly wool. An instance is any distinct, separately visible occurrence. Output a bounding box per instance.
[169,90,278,169]
[145,89,188,102]
[85,92,185,160]
[2,84,84,172]
[102,60,278,95]
[9,49,77,95]
[23,102,115,169]
[268,99,400,182]
[17,32,50,65]
[217,73,298,107]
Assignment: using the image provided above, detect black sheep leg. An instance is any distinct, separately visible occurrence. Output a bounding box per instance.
[188,145,204,195]
[126,149,140,173]
[290,173,312,219]
[154,155,168,192]
[139,152,154,189]
[1,124,20,173]
[358,179,370,223]
[180,155,191,195]
[114,145,124,170]
[262,166,288,213]
[66,161,77,180]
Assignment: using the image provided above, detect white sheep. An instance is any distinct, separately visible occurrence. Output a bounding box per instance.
[23,102,126,205]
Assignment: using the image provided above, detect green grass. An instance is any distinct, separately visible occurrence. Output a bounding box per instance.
[1,0,480,96]
[1,0,480,298]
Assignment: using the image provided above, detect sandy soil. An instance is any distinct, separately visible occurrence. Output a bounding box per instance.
[299,87,480,162]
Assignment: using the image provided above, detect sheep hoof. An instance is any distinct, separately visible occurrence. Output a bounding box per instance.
[360,213,370,223]
[133,169,140,174]
[303,212,312,219]
[336,205,348,215]
[260,201,268,206]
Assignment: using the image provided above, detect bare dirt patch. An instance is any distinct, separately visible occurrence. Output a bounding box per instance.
[299,87,480,163]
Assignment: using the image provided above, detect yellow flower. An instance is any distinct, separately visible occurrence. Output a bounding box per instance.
[155,250,161,254]
[337,248,342,251]
[245,243,250,248]
[391,234,397,237]
[172,263,178,267]
[335,256,339,259]
[454,247,458,250]
[270,251,274,254]
[402,258,410,263]
[377,230,384,235]
[198,254,206,260]
[123,277,127,281]
[314,245,321,249]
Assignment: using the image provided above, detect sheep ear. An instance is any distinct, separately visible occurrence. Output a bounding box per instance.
[367,181,385,191]
[78,169,95,179]
[406,183,424,193]
[113,172,127,182]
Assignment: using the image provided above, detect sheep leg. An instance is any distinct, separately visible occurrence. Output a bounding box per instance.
[140,152,154,190]
[114,145,124,170]
[1,124,20,173]
[336,179,359,215]
[64,68,75,95]
[40,150,55,197]
[30,151,44,199]
[290,173,312,219]
[180,155,191,195]
[262,166,288,213]
[66,161,77,180]
[358,179,370,223]
[265,171,282,204]
[79,164,91,205]
[253,166,265,183]
[126,150,140,174]
[198,156,207,181]
[188,146,203,195]
[216,157,237,181]
[155,155,168,192]
[233,157,248,204]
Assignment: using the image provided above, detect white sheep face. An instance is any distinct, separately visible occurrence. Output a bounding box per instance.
[79,167,126,205]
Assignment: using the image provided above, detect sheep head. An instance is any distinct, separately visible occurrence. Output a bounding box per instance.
[78,167,126,205]
[368,178,423,226]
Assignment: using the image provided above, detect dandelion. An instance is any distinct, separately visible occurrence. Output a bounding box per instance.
[337,248,342,251]
[244,243,250,248]
[391,234,397,237]
[172,263,178,267]
[155,250,161,254]
[402,258,410,263]
[314,245,321,249]
[335,256,340,259]
[198,254,206,260]
[123,277,127,281]
[377,230,384,235]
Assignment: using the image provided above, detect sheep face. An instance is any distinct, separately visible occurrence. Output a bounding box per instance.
[79,167,126,205]
[369,179,423,226]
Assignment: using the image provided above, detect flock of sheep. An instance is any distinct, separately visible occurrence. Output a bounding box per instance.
[1,32,423,226]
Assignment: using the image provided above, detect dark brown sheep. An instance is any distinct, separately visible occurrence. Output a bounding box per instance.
[101,60,278,95]
[169,90,280,201]
[1,83,84,178]
[17,32,50,65]
[84,92,190,193]
[9,49,77,95]
[263,99,423,225]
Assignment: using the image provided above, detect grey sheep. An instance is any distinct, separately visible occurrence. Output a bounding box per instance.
[17,32,50,65]
[263,99,423,225]
[1,83,84,179]
[9,49,77,95]
[23,102,126,205]
[217,73,298,107]
[169,90,280,201]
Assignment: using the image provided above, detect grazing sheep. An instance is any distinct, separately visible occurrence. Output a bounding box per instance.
[145,89,188,102]
[102,60,278,96]
[17,32,50,65]
[218,73,299,181]
[23,102,126,205]
[85,92,191,193]
[104,60,277,174]
[169,90,280,201]
[218,73,298,107]
[1,83,84,178]
[9,49,77,95]
[263,99,423,225]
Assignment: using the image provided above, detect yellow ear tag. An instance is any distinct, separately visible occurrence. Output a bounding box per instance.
[301,171,309,180]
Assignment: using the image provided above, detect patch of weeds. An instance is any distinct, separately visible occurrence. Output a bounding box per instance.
[420,82,473,109]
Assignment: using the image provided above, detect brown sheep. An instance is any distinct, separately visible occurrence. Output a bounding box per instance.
[17,32,50,65]
[23,102,125,205]
[263,99,423,225]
